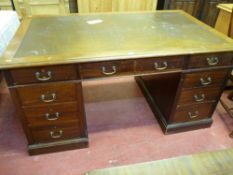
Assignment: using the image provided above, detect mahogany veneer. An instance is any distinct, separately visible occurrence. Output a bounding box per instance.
[1,11,233,154]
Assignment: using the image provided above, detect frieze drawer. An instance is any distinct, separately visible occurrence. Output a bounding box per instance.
[7,65,78,85]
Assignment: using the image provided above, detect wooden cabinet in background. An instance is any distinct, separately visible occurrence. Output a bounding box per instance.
[200,0,230,27]
[13,0,72,18]
[78,0,158,13]
[164,0,233,26]
[164,0,198,16]
[0,0,13,10]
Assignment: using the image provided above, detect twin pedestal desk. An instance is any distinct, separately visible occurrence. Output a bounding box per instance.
[1,11,233,155]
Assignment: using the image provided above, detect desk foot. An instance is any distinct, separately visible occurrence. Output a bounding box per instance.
[28,137,89,155]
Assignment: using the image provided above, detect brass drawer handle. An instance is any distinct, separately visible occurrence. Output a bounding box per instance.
[45,112,60,121]
[50,130,63,139]
[35,71,52,81]
[154,61,168,70]
[206,57,219,66]
[194,94,205,102]
[41,93,56,103]
[188,111,199,119]
[200,77,212,86]
[102,65,117,75]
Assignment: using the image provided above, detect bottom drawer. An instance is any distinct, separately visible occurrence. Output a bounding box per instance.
[30,123,81,143]
[171,103,214,123]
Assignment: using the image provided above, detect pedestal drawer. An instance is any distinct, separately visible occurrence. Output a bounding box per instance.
[172,103,214,123]
[7,65,78,85]
[188,52,232,69]
[182,69,229,89]
[23,102,80,127]
[17,83,79,106]
[178,87,221,106]
[79,60,134,79]
[30,122,82,143]
[136,56,184,73]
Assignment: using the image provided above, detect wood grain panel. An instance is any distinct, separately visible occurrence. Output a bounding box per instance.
[112,0,157,11]
[164,0,197,15]
[200,0,223,27]
[78,0,157,13]
[78,0,113,13]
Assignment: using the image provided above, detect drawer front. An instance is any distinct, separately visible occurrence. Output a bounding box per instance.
[178,87,221,106]
[182,69,229,89]
[188,53,232,69]
[23,102,80,127]
[8,65,78,85]
[17,83,79,106]
[30,123,81,143]
[79,60,134,79]
[172,103,214,123]
[136,56,184,73]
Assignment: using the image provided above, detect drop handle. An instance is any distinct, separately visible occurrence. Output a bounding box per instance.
[188,111,199,119]
[206,57,219,66]
[154,61,168,70]
[45,112,60,121]
[194,94,205,102]
[35,71,52,81]
[41,93,56,103]
[50,130,63,139]
[200,77,212,86]
[102,65,117,75]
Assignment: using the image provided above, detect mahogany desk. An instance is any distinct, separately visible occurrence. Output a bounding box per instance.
[1,11,233,155]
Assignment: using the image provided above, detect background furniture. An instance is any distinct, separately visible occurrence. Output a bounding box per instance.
[220,90,233,138]
[78,0,158,13]
[13,0,73,18]
[0,0,14,10]
[1,11,233,155]
[215,3,233,37]
[86,148,233,175]
[87,148,233,175]
[2,0,233,27]
[215,4,233,138]
[164,0,233,27]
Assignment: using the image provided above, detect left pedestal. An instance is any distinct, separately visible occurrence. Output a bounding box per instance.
[4,65,88,155]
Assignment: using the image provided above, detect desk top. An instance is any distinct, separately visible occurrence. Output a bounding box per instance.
[1,10,233,69]
[86,148,233,175]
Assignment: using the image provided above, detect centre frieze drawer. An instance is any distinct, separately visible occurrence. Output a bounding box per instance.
[135,56,184,73]
[79,60,134,79]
